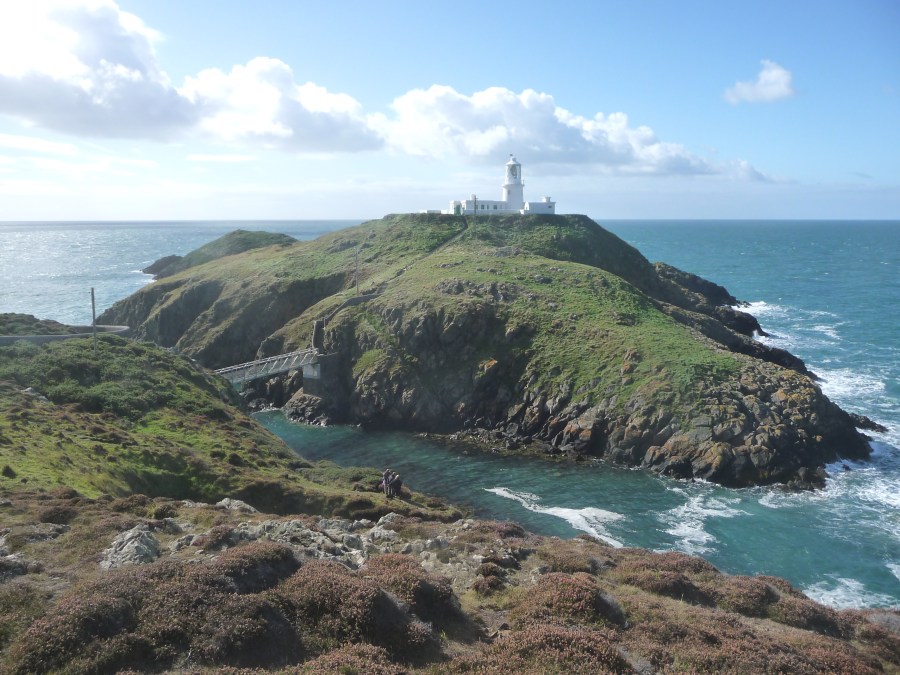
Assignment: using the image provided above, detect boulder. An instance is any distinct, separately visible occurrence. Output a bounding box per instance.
[100,524,161,570]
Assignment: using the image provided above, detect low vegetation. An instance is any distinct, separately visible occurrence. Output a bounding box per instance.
[0,329,459,522]
[1,488,896,673]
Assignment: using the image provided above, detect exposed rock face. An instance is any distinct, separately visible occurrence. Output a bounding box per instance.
[298,295,868,488]
[100,523,161,570]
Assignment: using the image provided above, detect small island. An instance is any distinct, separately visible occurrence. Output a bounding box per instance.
[101,212,872,489]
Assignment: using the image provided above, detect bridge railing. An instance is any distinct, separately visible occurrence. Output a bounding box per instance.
[215,348,320,385]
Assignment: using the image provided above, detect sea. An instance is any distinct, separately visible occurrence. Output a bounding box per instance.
[1,218,897,609]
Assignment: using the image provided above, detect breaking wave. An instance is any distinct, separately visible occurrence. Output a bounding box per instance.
[804,576,899,609]
[485,487,624,547]
[658,490,748,556]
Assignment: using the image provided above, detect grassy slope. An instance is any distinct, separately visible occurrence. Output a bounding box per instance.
[269,216,742,425]
[100,215,467,366]
[0,315,82,335]
[148,229,297,278]
[0,334,458,522]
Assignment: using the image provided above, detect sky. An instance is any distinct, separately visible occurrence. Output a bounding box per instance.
[0,0,898,221]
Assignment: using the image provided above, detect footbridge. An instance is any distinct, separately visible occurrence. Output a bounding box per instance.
[215,348,321,386]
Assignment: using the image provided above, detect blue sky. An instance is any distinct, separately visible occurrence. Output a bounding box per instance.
[0,0,897,220]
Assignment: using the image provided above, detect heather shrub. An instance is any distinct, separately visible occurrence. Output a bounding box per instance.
[37,504,77,524]
[453,520,526,544]
[199,523,236,551]
[617,593,882,674]
[298,643,403,674]
[510,572,626,628]
[7,592,138,673]
[136,568,232,660]
[109,494,151,515]
[363,553,454,622]
[798,641,884,675]
[476,562,505,578]
[537,537,611,574]
[845,610,900,666]
[472,575,505,596]
[610,568,713,606]
[269,560,436,659]
[151,502,178,519]
[7,542,310,673]
[703,574,777,616]
[607,550,716,605]
[612,548,719,576]
[0,582,48,650]
[189,594,300,666]
[767,592,853,638]
[209,540,299,594]
[447,623,631,674]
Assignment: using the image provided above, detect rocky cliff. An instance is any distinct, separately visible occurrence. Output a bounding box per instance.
[99,214,872,487]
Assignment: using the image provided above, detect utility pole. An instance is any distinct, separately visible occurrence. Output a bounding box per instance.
[90,287,97,354]
[472,195,477,241]
[355,245,360,296]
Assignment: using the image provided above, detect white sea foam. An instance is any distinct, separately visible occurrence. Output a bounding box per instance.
[744,300,786,318]
[817,367,886,402]
[485,487,624,547]
[888,563,900,583]
[811,323,843,341]
[658,492,748,556]
[804,576,899,609]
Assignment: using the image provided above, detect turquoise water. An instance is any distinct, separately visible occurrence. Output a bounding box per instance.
[1,219,897,608]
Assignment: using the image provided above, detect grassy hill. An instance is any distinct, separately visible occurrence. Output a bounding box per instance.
[0,330,458,522]
[98,214,870,487]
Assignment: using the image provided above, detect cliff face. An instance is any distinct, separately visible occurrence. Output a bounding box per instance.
[100,214,871,487]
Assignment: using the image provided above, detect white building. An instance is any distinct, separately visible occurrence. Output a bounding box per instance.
[444,155,556,216]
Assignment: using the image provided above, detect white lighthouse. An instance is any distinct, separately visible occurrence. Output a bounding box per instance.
[501,155,524,210]
[444,155,556,216]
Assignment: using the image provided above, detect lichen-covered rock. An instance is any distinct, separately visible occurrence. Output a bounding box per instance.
[100,523,161,569]
[216,497,258,514]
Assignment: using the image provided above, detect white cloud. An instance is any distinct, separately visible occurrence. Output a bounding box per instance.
[374,85,722,176]
[0,0,194,138]
[0,1,766,180]
[180,58,381,151]
[0,1,380,151]
[187,154,257,163]
[0,133,77,155]
[725,60,794,104]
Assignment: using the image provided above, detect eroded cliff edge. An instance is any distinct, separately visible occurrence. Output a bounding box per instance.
[99,214,872,487]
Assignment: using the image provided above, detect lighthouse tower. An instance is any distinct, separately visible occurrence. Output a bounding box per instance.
[442,155,555,215]
[501,155,524,210]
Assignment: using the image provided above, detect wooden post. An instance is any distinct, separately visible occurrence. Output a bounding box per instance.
[355,246,360,296]
[91,287,97,353]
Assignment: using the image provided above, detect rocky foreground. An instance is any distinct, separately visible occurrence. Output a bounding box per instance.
[2,487,898,674]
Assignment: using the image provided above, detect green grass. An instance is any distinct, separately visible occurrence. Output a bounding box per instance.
[0,335,460,521]
[0,314,82,336]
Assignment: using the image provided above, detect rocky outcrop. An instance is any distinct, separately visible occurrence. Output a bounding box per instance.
[298,295,869,488]
[99,523,161,569]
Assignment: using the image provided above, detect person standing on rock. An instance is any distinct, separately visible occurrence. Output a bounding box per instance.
[380,469,393,498]
[389,473,403,499]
